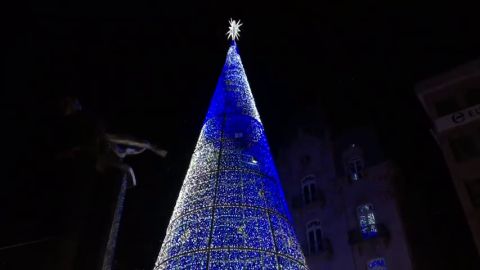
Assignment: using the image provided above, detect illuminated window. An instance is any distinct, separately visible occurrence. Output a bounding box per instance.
[306,220,323,254]
[357,204,377,239]
[302,175,317,205]
[347,157,364,181]
[367,257,387,270]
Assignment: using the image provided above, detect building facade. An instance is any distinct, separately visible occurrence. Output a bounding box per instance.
[416,60,480,256]
[277,128,413,270]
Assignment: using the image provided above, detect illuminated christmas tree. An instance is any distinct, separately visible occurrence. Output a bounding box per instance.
[154,20,307,269]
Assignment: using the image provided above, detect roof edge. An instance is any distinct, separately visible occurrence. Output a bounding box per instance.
[415,58,480,95]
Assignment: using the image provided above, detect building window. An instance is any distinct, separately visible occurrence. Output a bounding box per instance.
[435,97,460,117]
[344,144,365,182]
[465,89,480,107]
[306,220,323,254]
[367,257,387,270]
[449,135,480,162]
[302,175,317,204]
[357,204,378,239]
[347,157,364,181]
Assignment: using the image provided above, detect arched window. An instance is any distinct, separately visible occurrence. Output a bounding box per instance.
[357,203,378,239]
[306,220,323,254]
[302,175,317,205]
[367,257,387,270]
[347,156,364,181]
[344,144,364,182]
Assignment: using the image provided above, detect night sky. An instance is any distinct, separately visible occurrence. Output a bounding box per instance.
[3,2,480,269]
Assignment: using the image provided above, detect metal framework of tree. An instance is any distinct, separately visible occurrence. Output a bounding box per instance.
[154,36,307,269]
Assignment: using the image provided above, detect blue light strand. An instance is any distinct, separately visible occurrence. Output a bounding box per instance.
[367,257,387,270]
[154,43,307,269]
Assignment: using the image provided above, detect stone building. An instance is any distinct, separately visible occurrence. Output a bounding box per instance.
[277,127,413,270]
[416,59,480,256]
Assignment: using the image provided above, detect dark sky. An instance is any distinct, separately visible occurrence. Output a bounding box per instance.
[3,1,480,269]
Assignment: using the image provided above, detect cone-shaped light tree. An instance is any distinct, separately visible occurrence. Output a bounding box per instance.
[154,20,308,269]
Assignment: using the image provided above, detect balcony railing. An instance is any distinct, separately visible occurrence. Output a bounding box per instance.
[348,223,390,245]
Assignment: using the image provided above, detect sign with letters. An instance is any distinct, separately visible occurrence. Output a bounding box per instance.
[435,104,480,132]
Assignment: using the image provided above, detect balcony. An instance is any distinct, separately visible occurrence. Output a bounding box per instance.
[348,223,390,245]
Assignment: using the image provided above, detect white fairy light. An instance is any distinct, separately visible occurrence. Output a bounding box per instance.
[154,22,307,269]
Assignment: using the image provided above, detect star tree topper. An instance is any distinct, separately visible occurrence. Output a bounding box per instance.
[226,18,243,41]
